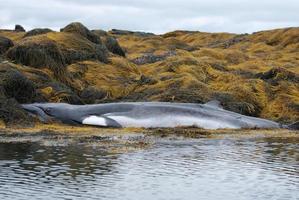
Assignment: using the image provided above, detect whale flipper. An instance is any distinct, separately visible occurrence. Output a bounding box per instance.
[82,115,122,128]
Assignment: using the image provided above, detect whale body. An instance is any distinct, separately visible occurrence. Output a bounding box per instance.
[20,101,294,130]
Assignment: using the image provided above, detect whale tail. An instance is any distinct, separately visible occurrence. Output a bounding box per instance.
[287,121,299,130]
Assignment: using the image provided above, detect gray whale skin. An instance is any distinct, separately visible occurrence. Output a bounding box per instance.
[22,101,298,130]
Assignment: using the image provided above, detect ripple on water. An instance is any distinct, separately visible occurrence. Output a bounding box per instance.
[0,136,298,200]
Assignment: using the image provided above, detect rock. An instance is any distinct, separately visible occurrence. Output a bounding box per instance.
[109,29,135,35]
[0,66,37,103]
[0,36,13,54]
[58,93,83,104]
[0,97,34,127]
[225,102,258,116]
[208,34,249,48]
[61,22,102,44]
[43,82,83,104]
[63,44,109,64]
[92,29,108,37]
[110,29,155,37]
[103,36,125,57]
[122,81,210,103]
[212,92,260,116]
[60,23,109,63]
[255,67,299,85]
[24,28,53,37]
[132,51,176,65]
[6,38,67,79]
[0,64,36,127]
[15,24,26,32]
[80,86,106,104]
[137,75,157,85]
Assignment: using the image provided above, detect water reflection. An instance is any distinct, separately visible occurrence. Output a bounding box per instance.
[0,136,298,200]
[0,143,118,179]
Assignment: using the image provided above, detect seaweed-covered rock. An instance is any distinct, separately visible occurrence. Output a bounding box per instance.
[255,67,299,85]
[0,36,13,54]
[110,29,155,37]
[2,70,36,103]
[80,86,106,104]
[208,34,249,48]
[104,36,125,57]
[92,29,108,37]
[137,75,157,85]
[41,82,83,104]
[15,24,26,32]
[63,44,108,64]
[212,92,260,116]
[132,51,176,65]
[24,28,53,37]
[58,93,83,104]
[61,22,102,44]
[0,63,38,102]
[6,38,66,79]
[0,97,34,127]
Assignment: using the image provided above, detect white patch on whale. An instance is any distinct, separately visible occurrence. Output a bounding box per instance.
[82,116,107,126]
[106,115,240,129]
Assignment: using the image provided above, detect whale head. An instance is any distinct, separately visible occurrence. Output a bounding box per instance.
[21,103,72,123]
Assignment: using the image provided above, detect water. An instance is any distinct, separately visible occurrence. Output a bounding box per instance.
[0,136,298,200]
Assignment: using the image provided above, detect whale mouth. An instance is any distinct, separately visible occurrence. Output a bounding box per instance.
[21,104,51,122]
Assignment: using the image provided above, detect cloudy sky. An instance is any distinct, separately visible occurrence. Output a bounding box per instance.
[1,0,299,34]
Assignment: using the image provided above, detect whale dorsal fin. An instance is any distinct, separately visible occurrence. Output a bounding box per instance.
[82,115,122,127]
[205,100,223,109]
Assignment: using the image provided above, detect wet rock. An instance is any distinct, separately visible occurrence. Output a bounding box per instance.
[0,36,13,54]
[80,86,106,104]
[122,81,210,103]
[158,84,209,103]
[92,29,108,37]
[0,97,34,127]
[138,75,157,85]
[226,102,258,116]
[103,36,125,57]
[63,44,108,64]
[119,88,161,102]
[24,28,53,37]
[132,51,176,65]
[0,64,35,127]
[212,92,260,116]
[6,38,67,79]
[110,29,155,37]
[61,22,102,44]
[15,24,26,32]
[43,82,83,104]
[1,69,37,103]
[209,63,228,71]
[255,67,299,85]
[208,34,249,48]
[59,93,83,104]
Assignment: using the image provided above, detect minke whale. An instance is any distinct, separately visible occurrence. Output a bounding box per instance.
[22,101,298,130]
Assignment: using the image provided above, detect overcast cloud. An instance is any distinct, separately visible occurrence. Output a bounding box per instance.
[1,0,299,33]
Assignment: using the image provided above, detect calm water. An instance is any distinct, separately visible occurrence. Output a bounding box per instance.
[0,136,298,200]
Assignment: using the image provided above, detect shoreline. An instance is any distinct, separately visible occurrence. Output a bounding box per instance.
[0,124,298,153]
[1,123,298,139]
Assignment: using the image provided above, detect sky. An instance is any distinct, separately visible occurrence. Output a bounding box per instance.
[1,0,299,34]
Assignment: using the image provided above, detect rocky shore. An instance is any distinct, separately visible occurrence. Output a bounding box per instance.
[0,23,298,129]
[0,124,297,153]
